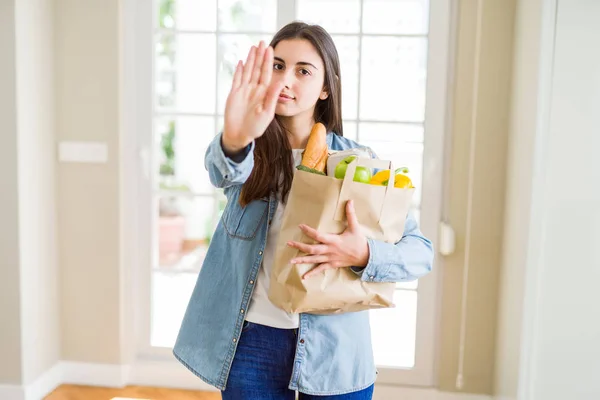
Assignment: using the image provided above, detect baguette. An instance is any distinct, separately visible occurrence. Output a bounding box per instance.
[300,122,328,173]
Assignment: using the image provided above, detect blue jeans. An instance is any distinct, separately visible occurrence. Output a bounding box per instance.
[221,321,374,400]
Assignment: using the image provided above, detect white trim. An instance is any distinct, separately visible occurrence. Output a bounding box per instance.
[128,358,217,392]
[128,0,453,386]
[60,362,131,388]
[155,28,429,38]
[22,363,63,400]
[0,362,500,400]
[0,362,129,400]
[0,385,25,400]
[434,0,460,387]
[517,0,558,399]
[277,0,296,30]
[119,0,140,369]
[128,0,155,358]
[373,385,493,400]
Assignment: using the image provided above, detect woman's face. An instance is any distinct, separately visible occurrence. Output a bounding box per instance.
[271,39,329,119]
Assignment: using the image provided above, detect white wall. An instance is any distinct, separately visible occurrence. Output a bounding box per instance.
[55,0,124,364]
[520,0,600,399]
[15,0,60,386]
[0,0,59,392]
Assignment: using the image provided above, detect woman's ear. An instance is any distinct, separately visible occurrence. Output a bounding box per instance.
[319,89,329,100]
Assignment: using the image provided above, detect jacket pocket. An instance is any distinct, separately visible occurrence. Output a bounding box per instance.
[222,187,268,240]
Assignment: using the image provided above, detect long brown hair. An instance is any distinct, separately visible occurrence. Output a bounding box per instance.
[239,21,343,207]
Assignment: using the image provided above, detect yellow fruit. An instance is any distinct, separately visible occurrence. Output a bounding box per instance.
[369,167,414,188]
[392,174,413,188]
[369,170,392,185]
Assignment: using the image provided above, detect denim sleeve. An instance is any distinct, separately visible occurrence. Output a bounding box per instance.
[205,132,255,189]
[351,210,434,282]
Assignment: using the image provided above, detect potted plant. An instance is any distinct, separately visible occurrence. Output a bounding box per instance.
[158,121,190,265]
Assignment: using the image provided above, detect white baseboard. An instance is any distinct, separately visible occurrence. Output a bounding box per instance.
[128,357,217,392]
[374,385,494,400]
[0,385,25,400]
[1,360,499,400]
[23,362,64,400]
[0,362,64,400]
[0,361,132,400]
[60,361,131,387]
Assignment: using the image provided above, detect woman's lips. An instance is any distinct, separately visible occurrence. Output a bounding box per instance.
[278,93,295,103]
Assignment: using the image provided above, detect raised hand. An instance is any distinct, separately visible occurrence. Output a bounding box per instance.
[222,41,284,155]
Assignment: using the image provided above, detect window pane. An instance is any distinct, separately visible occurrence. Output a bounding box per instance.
[363,0,429,35]
[155,34,216,113]
[359,122,424,143]
[342,120,357,141]
[156,195,224,268]
[360,37,428,122]
[151,270,197,347]
[297,0,361,34]
[156,0,217,31]
[370,290,417,368]
[155,117,215,195]
[358,123,424,206]
[397,280,418,290]
[333,35,359,120]
[218,34,273,114]
[218,0,277,32]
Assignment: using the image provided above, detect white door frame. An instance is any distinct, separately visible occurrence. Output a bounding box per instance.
[120,0,455,389]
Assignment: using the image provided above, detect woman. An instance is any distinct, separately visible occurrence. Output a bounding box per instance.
[174,21,434,400]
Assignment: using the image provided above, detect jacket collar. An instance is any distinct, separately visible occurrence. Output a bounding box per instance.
[326,132,335,148]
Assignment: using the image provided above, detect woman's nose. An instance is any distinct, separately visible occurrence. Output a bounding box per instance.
[279,70,294,89]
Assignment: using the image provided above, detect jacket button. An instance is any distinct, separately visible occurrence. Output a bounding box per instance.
[240,309,245,314]
[249,280,254,285]
[299,339,305,344]
[233,338,237,343]
[259,251,263,255]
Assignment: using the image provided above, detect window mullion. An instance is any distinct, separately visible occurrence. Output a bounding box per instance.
[278,0,297,29]
[356,0,364,142]
[213,1,222,239]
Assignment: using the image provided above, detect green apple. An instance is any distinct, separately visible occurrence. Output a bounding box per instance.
[334,156,372,183]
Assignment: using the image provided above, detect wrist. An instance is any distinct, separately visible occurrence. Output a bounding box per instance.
[354,237,370,267]
[221,134,250,157]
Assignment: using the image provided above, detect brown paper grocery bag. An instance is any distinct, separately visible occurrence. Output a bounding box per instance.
[268,157,415,314]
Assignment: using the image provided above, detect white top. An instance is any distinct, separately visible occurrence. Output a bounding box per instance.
[245,149,304,329]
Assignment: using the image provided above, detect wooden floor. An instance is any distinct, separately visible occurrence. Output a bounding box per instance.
[45,384,221,400]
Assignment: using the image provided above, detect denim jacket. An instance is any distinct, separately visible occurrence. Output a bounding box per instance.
[173,131,434,396]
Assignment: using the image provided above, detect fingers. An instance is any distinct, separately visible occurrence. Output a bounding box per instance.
[291,255,329,265]
[345,200,360,232]
[241,46,257,84]
[250,41,266,84]
[259,45,274,86]
[287,241,328,255]
[299,224,333,244]
[231,60,243,91]
[263,81,284,115]
[303,263,333,280]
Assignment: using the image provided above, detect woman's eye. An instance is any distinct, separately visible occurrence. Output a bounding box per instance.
[299,68,311,76]
[273,63,284,70]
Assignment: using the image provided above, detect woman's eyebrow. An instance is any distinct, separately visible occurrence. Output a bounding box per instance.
[274,56,318,70]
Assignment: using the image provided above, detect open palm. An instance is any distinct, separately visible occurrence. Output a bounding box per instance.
[222,41,283,153]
